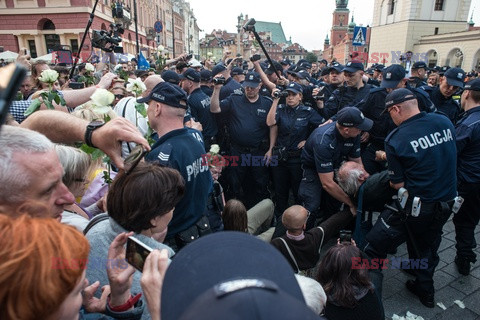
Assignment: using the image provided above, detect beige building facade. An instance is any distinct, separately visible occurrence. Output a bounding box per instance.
[368,0,478,70]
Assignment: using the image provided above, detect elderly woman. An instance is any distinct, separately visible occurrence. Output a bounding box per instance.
[85,161,184,319]
[55,144,99,231]
[0,214,144,320]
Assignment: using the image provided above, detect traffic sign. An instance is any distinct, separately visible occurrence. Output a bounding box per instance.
[352,26,367,46]
[154,21,163,33]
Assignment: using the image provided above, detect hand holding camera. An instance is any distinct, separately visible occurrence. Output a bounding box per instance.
[273,90,288,99]
[250,54,261,63]
[313,86,326,101]
[213,77,226,85]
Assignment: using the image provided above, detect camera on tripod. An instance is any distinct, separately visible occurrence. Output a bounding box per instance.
[92,23,124,53]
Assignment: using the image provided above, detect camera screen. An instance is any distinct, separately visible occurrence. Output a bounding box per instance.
[126,237,153,272]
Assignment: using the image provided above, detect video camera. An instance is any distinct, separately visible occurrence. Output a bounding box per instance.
[92,23,124,53]
[273,90,288,99]
[243,18,256,32]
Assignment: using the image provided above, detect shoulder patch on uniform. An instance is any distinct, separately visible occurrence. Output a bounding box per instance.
[233,89,244,96]
[154,143,173,165]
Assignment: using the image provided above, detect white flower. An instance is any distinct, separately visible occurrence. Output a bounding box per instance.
[126,78,147,95]
[209,144,220,154]
[90,88,114,109]
[85,63,95,72]
[157,45,165,52]
[207,52,213,57]
[38,69,59,83]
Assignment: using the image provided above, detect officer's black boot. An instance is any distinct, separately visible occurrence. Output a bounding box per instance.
[455,256,471,276]
[406,280,434,308]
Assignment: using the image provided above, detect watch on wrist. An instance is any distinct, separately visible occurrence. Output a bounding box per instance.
[85,120,105,148]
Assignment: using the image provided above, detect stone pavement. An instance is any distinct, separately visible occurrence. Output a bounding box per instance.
[381,216,480,319]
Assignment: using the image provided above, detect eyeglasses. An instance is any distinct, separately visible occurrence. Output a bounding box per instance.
[114,94,125,99]
[124,145,148,174]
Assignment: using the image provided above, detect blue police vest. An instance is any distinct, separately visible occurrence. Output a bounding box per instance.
[456,106,480,184]
[146,127,213,238]
[385,112,457,202]
[302,122,361,173]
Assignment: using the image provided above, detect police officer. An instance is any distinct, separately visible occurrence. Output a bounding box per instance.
[267,82,324,216]
[200,69,214,97]
[141,82,213,250]
[299,107,373,228]
[318,60,371,120]
[317,63,345,102]
[364,88,457,308]
[180,68,218,151]
[421,67,466,124]
[367,64,385,87]
[408,61,428,88]
[453,78,480,275]
[210,71,274,209]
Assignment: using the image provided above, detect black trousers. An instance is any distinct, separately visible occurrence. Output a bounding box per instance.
[271,156,302,217]
[364,203,452,297]
[453,182,480,262]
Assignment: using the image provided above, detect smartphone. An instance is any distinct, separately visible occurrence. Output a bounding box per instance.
[0,63,27,126]
[126,236,153,272]
[339,230,352,243]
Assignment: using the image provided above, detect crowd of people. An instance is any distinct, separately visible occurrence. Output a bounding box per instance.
[0,47,479,319]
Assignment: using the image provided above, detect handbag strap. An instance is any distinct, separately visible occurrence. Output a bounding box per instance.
[279,237,301,273]
[83,213,109,235]
[121,97,134,153]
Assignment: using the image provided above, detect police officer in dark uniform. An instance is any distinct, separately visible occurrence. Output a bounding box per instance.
[408,61,428,88]
[140,82,213,250]
[267,82,324,216]
[210,71,274,209]
[367,64,385,87]
[364,88,457,308]
[200,69,214,97]
[318,60,371,120]
[453,78,480,275]
[421,67,466,124]
[180,68,218,151]
[318,63,345,102]
[299,107,373,228]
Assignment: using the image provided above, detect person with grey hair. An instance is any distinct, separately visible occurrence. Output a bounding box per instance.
[54,144,97,231]
[336,161,395,213]
[0,126,75,219]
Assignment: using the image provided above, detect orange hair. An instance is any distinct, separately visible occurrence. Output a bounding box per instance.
[0,215,90,320]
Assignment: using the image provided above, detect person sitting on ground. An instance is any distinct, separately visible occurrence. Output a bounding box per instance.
[0,214,145,320]
[85,162,184,317]
[271,205,353,274]
[316,241,384,320]
[223,199,275,242]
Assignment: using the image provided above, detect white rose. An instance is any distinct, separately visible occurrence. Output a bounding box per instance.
[90,88,114,108]
[38,69,59,83]
[126,78,147,95]
[85,63,95,72]
[207,52,213,57]
[209,144,220,154]
[157,45,165,52]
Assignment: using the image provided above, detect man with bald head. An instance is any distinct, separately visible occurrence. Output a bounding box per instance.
[113,75,163,157]
[271,205,352,273]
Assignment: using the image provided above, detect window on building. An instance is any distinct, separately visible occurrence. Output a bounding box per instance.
[434,27,439,35]
[44,34,60,53]
[28,40,37,58]
[70,39,79,54]
[389,0,395,15]
[434,0,444,11]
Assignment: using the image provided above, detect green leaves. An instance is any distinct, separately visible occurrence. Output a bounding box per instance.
[24,99,42,117]
[134,102,147,118]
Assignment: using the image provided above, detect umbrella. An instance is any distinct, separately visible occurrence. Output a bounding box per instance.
[33,53,54,63]
[0,50,19,61]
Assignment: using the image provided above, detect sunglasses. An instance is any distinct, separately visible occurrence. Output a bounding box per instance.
[123,145,148,174]
[114,94,125,99]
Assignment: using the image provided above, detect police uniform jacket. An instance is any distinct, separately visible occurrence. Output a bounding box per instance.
[187,88,218,139]
[219,92,272,149]
[302,121,361,173]
[323,82,371,120]
[422,86,460,123]
[146,127,213,239]
[408,77,427,88]
[219,77,243,100]
[275,104,324,152]
[200,85,213,97]
[385,112,457,202]
[456,106,480,184]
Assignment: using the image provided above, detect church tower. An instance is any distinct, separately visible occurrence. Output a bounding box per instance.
[330,0,350,46]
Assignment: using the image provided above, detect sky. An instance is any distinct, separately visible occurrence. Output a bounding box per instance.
[187,0,480,52]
